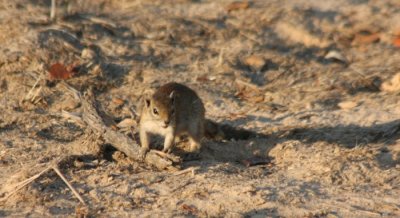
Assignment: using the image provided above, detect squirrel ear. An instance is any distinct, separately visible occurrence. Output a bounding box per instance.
[143,91,153,108]
[145,98,151,107]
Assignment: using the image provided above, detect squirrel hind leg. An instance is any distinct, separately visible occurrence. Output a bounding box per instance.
[187,122,204,152]
[204,119,225,140]
[188,137,201,152]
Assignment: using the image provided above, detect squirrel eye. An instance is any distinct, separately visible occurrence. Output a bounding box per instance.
[153,108,158,115]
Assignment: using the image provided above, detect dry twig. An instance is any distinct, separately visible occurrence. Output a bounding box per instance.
[22,75,42,102]
[173,167,199,176]
[52,166,86,205]
[0,157,87,207]
[152,150,182,163]
[0,158,62,202]
[50,0,56,21]
[0,165,53,202]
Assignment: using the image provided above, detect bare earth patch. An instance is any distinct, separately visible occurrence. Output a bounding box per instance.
[0,0,400,217]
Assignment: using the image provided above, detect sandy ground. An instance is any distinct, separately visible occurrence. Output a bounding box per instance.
[1,0,400,217]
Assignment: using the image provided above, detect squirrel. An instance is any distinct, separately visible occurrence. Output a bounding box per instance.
[139,82,253,157]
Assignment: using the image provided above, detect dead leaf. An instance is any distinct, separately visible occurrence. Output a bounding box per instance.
[244,55,266,70]
[381,73,400,92]
[181,204,199,215]
[393,37,400,48]
[338,101,358,110]
[235,79,264,103]
[352,32,380,45]
[112,97,125,107]
[196,75,209,82]
[75,204,89,218]
[48,63,75,80]
[226,1,249,12]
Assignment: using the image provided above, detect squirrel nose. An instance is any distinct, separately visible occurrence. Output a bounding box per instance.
[163,120,170,127]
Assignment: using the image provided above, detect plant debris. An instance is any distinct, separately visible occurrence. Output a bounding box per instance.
[48,63,76,80]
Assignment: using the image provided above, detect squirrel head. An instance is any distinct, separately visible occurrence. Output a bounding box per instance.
[144,90,175,128]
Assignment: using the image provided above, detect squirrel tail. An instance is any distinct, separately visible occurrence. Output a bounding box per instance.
[204,119,254,140]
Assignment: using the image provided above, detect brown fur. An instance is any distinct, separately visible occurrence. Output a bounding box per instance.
[139,82,205,155]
